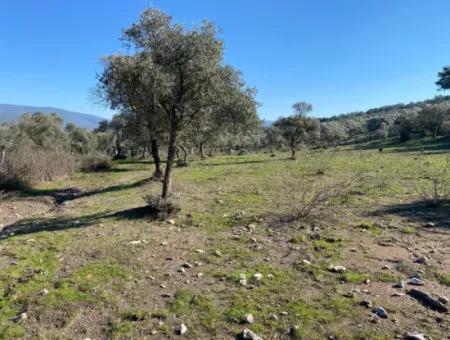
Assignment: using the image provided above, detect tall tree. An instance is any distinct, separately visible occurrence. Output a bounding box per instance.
[103,8,257,199]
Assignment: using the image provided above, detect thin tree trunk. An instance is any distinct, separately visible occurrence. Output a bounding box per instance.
[162,127,177,199]
[179,144,188,163]
[0,146,5,167]
[291,148,296,160]
[151,138,163,179]
[199,142,206,159]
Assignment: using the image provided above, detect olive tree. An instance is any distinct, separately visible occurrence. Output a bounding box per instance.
[100,9,257,198]
[274,102,319,159]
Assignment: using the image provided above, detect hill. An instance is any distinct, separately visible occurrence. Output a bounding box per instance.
[0,104,104,129]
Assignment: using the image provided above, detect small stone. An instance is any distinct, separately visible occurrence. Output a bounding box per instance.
[405,332,426,340]
[214,250,222,257]
[438,296,449,304]
[161,293,172,298]
[302,259,311,265]
[10,260,18,266]
[393,280,406,289]
[268,313,278,321]
[370,314,378,323]
[280,311,288,316]
[243,313,254,324]
[14,312,27,322]
[247,223,257,231]
[160,284,166,288]
[267,273,274,279]
[182,262,193,268]
[382,265,390,270]
[160,241,169,246]
[364,278,370,284]
[178,268,186,273]
[392,292,405,297]
[129,240,142,245]
[423,222,435,228]
[239,273,247,286]
[165,256,174,261]
[175,323,187,335]
[328,265,346,273]
[372,305,388,318]
[239,328,262,340]
[197,272,204,278]
[415,256,429,265]
[195,249,204,254]
[289,325,299,337]
[408,278,425,286]
[167,219,176,225]
[360,299,372,308]
[42,289,49,296]
[253,273,263,281]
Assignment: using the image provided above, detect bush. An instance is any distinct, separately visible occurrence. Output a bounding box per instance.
[144,194,180,219]
[0,142,76,191]
[80,153,112,172]
[275,172,360,220]
[417,159,450,207]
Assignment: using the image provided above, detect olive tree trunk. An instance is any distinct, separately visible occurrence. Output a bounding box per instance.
[150,138,163,179]
[162,127,177,199]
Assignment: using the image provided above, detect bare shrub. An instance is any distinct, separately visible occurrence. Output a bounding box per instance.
[275,172,360,220]
[417,159,450,207]
[144,194,180,219]
[80,153,112,172]
[0,141,76,190]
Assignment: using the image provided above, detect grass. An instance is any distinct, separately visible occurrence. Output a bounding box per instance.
[1,150,450,338]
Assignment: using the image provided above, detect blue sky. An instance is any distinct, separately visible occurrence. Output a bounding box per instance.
[1,0,450,120]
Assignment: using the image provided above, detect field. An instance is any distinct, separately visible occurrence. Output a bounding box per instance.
[0,148,449,339]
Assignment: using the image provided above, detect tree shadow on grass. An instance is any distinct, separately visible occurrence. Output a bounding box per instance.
[373,200,450,228]
[199,158,286,167]
[0,205,161,238]
[21,178,152,204]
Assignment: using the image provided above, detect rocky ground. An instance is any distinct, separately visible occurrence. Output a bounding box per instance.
[0,150,449,339]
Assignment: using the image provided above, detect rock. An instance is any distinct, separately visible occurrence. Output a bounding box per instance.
[195,249,204,253]
[14,312,27,322]
[129,240,142,245]
[178,268,186,273]
[408,278,425,286]
[370,314,378,323]
[280,311,288,316]
[372,306,388,318]
[243,313,254,324]
[405,332,426,340]
[182,262,193,268]
[328,265,346,273]
[197,272,204,278]
[161,293,172,298]
[214,250,222,257]
[268,313,278,321]
[239,273,247,286]
[175,323,187,335]
[382,265,390,270]
[408,288,449,313]
[438,296,449,304]
[247,223,257,231]
[360,299,372,308]
[10,260,18,266]
[239,328,262,340]
[414,256,429,265]
[267,273,274,279]
[42,289,49,296]
[393,280,406,289]
[392,292,405,297]
[302,259,311,265]
[167,219,176,225]
[160,241,169,246]
[253,273,263,281]
[423,222,435,228]
[289,325,299,337]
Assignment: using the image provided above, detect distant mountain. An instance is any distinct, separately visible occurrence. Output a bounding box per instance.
[0,104,104,129]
